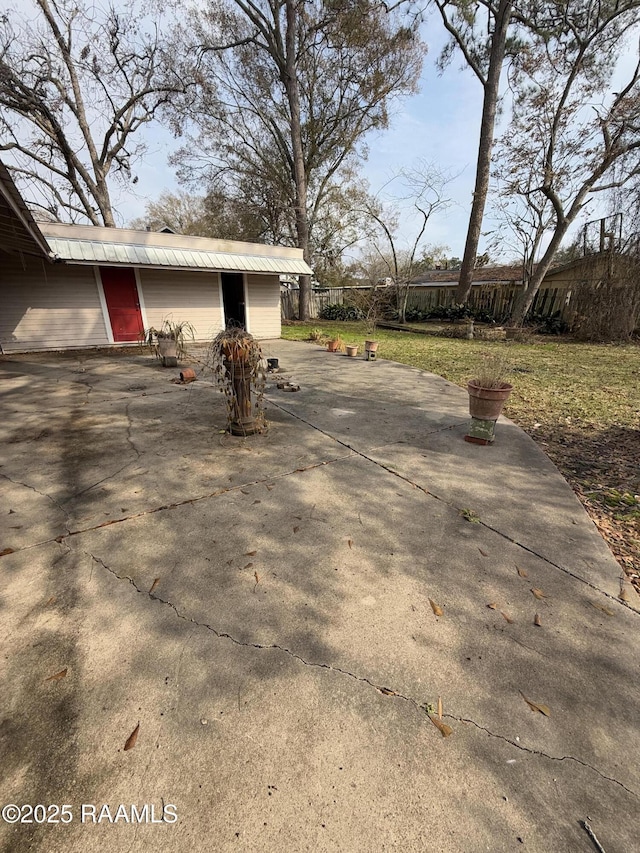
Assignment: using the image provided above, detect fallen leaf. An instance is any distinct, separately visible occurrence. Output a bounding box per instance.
[254,571,259,585]
[45,668,67,682]
[244,550,257,556]
[348,539,353,549]
[265,484,273,491]
[149,578,160,594]
[519,691,550,716]
[619,584,633,603]
[516,566,528,578]
[253,500,261,505]
[45,596,57,606]
[226,559,233,566]
[429,714,453,737]
[0,548,15,557]
[377,686,396,696]
[124,722,140,751]
[244,562,254,570]
[487,602,498,610]
[531,587,546,600]
[478,548,489,557]
[501,611,514,624]
[240,489,250,495]
[429,598,443,617]
[590,601,614,616]
[293,515,302,520]
[534,613,542,626]
[293,526,299,533]
[437,696,443,720]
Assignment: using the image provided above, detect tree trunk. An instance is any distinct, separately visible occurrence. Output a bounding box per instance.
[510,224,569,324]
[94,174,116,227]
[284,0,312,321]
[456,0,513,304]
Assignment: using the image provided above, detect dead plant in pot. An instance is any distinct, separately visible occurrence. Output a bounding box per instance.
[465,352,513,445]
[141,318,195,367]
[208,326,266,435]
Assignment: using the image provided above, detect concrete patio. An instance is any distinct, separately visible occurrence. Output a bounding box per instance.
[0,340,638,852]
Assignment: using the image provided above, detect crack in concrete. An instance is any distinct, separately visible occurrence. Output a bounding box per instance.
[3,452,356,555]
[84,544,639,803]
[267,398,640,616]
[453,716,639,799]
[0,471,71,536]
[65,399,145,499]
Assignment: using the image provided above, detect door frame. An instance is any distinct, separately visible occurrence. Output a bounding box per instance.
[95,265,147,343]
[218,271,250,332]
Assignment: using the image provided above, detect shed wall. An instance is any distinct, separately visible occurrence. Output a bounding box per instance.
[0,254,109,352]
[246,274,281,338]
[138,268,223,340]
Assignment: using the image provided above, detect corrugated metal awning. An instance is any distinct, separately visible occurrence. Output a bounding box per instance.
[45,236,313,276]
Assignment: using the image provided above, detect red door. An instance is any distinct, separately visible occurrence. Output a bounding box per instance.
[100,267,143,342]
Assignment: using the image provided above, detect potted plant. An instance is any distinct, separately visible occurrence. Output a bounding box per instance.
[327,336,345,353]
[142,318,195,367]
[350,286,388,361]
[345,344,359,357]
[465,353,513,444]
[208,327,266,435]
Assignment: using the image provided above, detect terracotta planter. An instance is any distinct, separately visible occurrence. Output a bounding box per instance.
[327,340,340,352]
[345,345,359,357]
[364,340,379,352]
[467,381,513,421]
[180,368,196,383]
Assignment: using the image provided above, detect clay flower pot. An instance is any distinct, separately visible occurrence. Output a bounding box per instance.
[327,339,341,352]
[345,345,359,357]
[467,380,513,421]
[364,340,379,353]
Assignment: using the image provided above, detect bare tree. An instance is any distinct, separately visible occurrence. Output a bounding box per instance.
[359,164,453,322]
[499,0,640,323]
[434,0,514,304]
[0,0,185,225]
[178,0,425,319]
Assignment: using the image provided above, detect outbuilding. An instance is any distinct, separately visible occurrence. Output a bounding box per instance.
[0,163,310,353]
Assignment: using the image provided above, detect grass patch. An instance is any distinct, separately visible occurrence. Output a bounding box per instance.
[282,321,640,585]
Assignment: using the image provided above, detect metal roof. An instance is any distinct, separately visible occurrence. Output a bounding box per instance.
[44,235,313,276]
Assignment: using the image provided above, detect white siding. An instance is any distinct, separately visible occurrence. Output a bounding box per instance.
[246,274,281,339]
[139,268,222,340]
[0,254,109,352]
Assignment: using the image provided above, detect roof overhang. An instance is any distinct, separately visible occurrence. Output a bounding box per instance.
[0,162,53,259]
[39,222,313,277]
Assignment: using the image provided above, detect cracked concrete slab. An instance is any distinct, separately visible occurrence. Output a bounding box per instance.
[1,342,638,853]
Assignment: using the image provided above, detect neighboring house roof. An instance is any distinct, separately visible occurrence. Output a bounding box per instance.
[39,222,313,276]
[411,265,524,287]
[0,162,53,258]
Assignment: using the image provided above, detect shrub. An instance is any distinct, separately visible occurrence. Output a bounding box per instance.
[525,311,569,335]
[319,303,365,321]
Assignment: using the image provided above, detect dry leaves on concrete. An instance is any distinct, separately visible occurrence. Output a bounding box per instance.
[429,598,443,617]
[124,722,140,751]
[519,691,550,717]
[45,668,67,682]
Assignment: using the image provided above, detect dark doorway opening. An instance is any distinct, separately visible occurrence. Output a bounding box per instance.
[221,273,246,328]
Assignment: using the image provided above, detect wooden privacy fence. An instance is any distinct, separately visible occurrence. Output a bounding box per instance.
[281,283,573,322]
